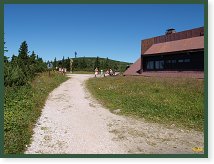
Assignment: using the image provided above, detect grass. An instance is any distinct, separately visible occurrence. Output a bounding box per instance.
[4,71,69,154]
[86,76,204,131]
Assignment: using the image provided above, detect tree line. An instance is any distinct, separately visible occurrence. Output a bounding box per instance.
[51,56,130,72]
[4,41,47,86]
[4,40,131,87]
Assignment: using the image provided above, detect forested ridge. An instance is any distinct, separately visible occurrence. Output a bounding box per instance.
[51,56,131,72]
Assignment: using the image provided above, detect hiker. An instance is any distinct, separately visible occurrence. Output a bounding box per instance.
[100,69,104,77]
[94,67,99,77]
[62,68,65,75]
[109,69,113,76]
[105,69,109,76]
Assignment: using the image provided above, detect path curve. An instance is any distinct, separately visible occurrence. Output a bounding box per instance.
[26,74,204,154]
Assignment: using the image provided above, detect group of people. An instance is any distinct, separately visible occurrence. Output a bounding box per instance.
[94,67,114,77]
[58,67,67,75]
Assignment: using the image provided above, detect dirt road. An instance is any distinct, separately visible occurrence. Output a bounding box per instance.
[25,74,204,154]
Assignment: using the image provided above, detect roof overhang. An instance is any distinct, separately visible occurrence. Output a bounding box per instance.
[143,36,204,56]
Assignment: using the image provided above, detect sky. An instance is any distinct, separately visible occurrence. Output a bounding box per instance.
[4,4,204,63]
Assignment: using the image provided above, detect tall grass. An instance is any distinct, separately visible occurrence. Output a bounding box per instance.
[86,76,204,131]
[4,72,69,154]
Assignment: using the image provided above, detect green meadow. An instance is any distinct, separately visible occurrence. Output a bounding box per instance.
[86,76,204,131]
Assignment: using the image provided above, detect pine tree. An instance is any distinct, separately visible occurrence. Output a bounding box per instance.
[53,57,57,68]
[4,36,9,62]
[17,41,30,77]
[94,56,100,70]
[65,57,70,71]
[11,55,18,64]
[82,57,87,69]
[114,64,119,71]
[4,34,8,52]
[29,51,36,64]
[62,56,65,68]
[18,41,29,62]
[104,57,109,69]
[72,58,79,71]
[4,56,9,63]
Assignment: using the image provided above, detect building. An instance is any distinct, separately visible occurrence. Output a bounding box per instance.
[124,27,204,77]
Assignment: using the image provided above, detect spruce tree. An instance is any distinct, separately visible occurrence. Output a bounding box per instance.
[65,57,70,71]
[62,56,65,68]
[17,41,30,77]
[18,41,29,62]
[94,56,100,70]
[30,51,36,64]
[53,57,57,68]
[11,55,18,64]
[82,57,87,69]
[4,37,9,62]
[104,57,109,69]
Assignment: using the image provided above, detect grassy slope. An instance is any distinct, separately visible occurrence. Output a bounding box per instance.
[4,72,69,154]
[86,76,204,131]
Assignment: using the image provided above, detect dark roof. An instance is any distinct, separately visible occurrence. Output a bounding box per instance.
[123,58,141,76]
[144,36,204,55]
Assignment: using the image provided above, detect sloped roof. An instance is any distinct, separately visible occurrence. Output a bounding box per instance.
[123,58,141,76]
[144,36,204,55]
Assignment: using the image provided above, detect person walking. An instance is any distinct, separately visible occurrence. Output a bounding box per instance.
[100,69,104,77]
[109,69,113,76]
[94,67,99,77]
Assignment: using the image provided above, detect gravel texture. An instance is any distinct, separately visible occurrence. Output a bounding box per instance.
[25,74,204,154]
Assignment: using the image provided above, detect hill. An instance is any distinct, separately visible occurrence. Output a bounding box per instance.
[53,57,132,72]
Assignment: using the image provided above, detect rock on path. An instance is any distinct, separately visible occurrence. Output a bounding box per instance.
[25,74,204,154]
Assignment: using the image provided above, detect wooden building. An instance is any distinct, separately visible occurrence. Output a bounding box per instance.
[124,27,204,77]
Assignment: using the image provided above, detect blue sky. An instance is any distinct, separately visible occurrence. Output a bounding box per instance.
[4,4,204,63]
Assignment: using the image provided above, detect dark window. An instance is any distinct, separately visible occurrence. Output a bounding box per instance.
[166,60,171,63]
[184,59,190,62]
[155,61,159,69]
[155,60,164,70]
[172,60,176,63]
[178,59,184,63]
[160,60,164,69]
[146,61,154,69]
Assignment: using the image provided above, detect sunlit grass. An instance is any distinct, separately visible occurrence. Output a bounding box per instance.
[4,72,69,154]
[86,76,204,131]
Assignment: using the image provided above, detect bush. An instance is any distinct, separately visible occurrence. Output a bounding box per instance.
[4,64,28,86]
[4,72,69,154]
[4,41,47,87]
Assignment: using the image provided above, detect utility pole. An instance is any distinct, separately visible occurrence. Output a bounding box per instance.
[75,51,77,58]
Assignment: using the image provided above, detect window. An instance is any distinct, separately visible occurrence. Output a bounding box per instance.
[178,59,184,63]
[146,61,154,69]
[184,59,190,62]
[155,61,159,69]
[160,60,164,69]
[166,60,171,63]
[172,60,176,63]
[155,60,164,70]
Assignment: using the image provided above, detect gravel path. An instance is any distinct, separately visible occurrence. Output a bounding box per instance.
[25,74,204,154]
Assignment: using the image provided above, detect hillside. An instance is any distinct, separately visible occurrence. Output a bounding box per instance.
[54,57,132,72]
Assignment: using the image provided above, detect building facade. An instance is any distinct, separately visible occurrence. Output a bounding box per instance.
[141,27,204,72]
[124,27,204,76]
